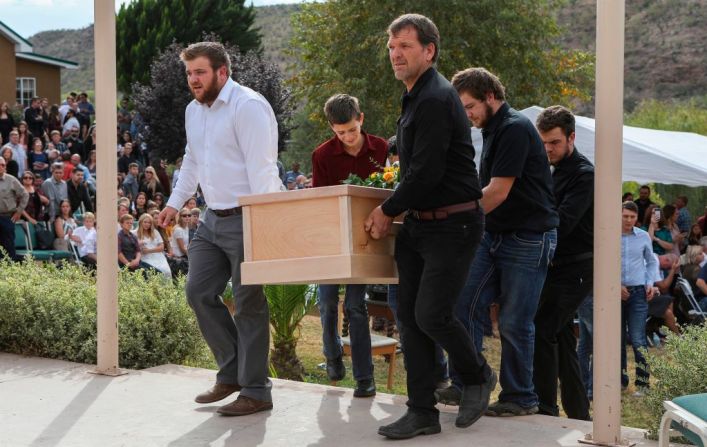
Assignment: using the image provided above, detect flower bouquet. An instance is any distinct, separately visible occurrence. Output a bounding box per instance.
[342,162,400,190]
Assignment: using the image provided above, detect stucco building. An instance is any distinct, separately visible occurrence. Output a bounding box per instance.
[0,20,78,107]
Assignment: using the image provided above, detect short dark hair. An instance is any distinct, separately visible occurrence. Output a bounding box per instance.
[180,41,232,76]
[128,162,139,169]
[536,105,575,138]
[639,184,650,192]
[622,201,638,213]
[323,94,361,125]
[621,192,634,201]
[387,14,440,63]
[677,195,688,205]
[451,67,506,101]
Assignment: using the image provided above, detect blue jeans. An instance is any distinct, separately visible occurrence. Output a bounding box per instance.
[387,284,449,383]
[317,284,373,381]
[453,229,557,407]
[621,286,649,388]
[576,292,594,398]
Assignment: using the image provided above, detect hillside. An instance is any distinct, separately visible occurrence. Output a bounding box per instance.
[27,1,707,111]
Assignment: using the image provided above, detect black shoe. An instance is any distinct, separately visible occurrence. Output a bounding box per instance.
[353,378,376,397]
[326,356,345,381]
[378,411,441,439]
[434,385,461,406]
[456,370,497,428]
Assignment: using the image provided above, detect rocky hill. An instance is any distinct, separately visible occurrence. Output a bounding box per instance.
[28,1,706,111]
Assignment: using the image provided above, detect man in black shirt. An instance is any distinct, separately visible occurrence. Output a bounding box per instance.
[366,14,495,439]
[634,185,654,226]
[449,68,559,417]
[532,106,593,420]
[66,168,93,214]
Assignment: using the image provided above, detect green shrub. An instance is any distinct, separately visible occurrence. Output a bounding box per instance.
[0,259,206,369]
[642,323,707,440]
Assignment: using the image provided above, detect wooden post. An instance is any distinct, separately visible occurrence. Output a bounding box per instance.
[586,0,626,445]
[93,0,122,376]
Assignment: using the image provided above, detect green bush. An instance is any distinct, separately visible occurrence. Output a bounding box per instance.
[0,259,206,369]
[642,323,707,440]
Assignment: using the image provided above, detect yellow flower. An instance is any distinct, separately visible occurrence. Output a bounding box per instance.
[384,166,393,173]
[369,172,378,180]
[383,171,394,182]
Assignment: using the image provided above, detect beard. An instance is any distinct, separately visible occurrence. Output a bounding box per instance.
[190,75,221,104]
[476,102,495,129]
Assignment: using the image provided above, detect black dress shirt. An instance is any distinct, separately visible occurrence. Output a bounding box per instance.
[67,180,93,214]
[381,67,482,217]
[551,147,594,259]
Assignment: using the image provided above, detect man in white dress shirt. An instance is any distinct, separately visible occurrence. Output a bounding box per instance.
[157,41,283,417]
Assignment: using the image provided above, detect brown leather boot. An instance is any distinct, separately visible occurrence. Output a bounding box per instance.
[217,395,273,416]
[194,383,242,404]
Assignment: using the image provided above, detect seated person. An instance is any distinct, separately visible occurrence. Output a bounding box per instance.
[682,245,704,285]
[169,208,190,259]
[642,204,673,255]
[71,211,97,266]
[648,253,681,335]
[53,199,77,251]
[117,214,154,273]
[132,213,171,279]
[691,257,707,311]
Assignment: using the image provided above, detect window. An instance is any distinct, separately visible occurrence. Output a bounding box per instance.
[16,78,36,108]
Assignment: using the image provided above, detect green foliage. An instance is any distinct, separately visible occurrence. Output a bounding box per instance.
[265,284,317,346]
[116,0,262,93]
[626,97,707,136]
[641,323,707,440]
[288,0,594,156]
[0,259,205,369]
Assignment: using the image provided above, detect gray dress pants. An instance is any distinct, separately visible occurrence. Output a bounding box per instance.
[186,209,272,402]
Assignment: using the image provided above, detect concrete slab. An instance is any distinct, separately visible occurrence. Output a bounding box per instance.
[0,353,662,447]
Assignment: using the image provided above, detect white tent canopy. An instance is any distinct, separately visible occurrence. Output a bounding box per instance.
[471,106,707,187]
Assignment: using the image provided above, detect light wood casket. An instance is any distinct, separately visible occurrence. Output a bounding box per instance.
[240,185,398,285]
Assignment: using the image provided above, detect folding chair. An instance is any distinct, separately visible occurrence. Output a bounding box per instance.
[675,277,707,323]
[659,393,707,447]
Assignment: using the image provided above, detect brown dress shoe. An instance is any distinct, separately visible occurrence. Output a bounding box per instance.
[217,395,273,416]
[194,383,242,404]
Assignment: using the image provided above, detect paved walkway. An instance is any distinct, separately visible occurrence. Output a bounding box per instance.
[0,353,664,447]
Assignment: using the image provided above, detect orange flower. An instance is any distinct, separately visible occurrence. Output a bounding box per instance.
[383,171,394,182]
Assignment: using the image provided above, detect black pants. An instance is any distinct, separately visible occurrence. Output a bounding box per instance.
[533,258,592,420]
[395,211,488,415]
[0,216,17,261]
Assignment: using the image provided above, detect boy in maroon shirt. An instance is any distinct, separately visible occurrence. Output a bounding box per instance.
[311,94,387,397]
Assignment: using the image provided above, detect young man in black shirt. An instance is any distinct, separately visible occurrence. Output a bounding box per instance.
[532,106,594,420]
[449,68,559,417]
[366,14,495,439]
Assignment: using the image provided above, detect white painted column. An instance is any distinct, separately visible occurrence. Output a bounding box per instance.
[592,0,625,444]
[93,0,121,375]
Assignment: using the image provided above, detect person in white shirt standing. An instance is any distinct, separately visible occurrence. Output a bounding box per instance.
[157,41,283,417]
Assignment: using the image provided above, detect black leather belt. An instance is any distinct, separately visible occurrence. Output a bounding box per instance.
[211,207,242,217]
[408,201,478,221]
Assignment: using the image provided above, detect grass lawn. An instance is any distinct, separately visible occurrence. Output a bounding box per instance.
[185,311,656,430]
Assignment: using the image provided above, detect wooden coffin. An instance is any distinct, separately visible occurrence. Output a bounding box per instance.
[240,185,398,285]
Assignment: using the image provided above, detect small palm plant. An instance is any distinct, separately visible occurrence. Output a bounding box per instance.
[265,284,318,381]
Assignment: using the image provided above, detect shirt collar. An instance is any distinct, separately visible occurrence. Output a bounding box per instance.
[623,226,639,236]
[331,131,373,157]
[483,102,510,135]
[554,146,579,170]
[402,66,436,101]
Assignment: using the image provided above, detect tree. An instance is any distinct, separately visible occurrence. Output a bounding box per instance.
[116,0,261,93]
[288,0,594,157]
[131,38,293,163]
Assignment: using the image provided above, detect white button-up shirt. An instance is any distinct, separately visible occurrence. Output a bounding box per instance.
[167,78,283,211]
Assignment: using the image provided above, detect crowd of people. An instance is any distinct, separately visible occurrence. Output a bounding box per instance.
[2,15,706,441]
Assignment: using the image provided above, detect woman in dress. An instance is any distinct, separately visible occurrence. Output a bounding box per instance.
[133,213,171,279]
[17,121,32,150]
[0,102,14,144]
[29,137,49,179]
[53,199,77,251]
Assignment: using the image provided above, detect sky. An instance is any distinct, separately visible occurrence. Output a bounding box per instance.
[0,0,303,38]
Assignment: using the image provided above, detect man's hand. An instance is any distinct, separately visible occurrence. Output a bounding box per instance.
[364,206,393,240]
[10,211,21,223]
[646,286,656,301]
[157,206,178,228]
[621,286,629,301]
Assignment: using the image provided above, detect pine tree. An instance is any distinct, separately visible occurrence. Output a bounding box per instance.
[117,0,261,93]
